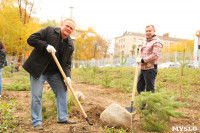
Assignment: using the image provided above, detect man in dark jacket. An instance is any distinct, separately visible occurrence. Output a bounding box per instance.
[23,18,76,130]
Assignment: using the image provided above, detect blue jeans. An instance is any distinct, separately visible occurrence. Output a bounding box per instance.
[0,68,3,95]
[30,72,68,127]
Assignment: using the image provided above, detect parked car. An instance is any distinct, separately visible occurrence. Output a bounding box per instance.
[170,62,181,68]
[186,62,198,69]
[79,64,87,68]
[158,62,174,69]
[98,64,113,68]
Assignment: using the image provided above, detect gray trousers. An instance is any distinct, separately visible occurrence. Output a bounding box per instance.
[137,68,158,94]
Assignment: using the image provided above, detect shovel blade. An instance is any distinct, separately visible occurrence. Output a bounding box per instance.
[125,106,135,113]
[126,101,135,113]
[86,117,93,125]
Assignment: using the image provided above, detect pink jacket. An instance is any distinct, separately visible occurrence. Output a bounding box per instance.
[141,35,163,70]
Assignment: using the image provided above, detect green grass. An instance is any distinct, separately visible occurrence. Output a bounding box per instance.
[0,100,20,132]
[72,67,200,99]
[3,67,30,91]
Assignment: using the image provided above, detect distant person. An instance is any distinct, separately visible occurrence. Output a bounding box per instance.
[11,60,14,73]
[17,60,20,68]
[136,25,163,102]
[23,18,76,130]
[15,60,20,71]
[0,40,7,98]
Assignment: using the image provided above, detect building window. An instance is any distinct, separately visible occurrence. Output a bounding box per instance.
[198,45,200,49]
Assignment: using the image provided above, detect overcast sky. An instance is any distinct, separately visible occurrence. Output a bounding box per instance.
[34,0,200,40]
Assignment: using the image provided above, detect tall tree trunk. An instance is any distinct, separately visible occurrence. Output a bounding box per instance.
[28,0,34,23]
[18,0,22,19]
[24,0,28,24]
[94,43,97,59]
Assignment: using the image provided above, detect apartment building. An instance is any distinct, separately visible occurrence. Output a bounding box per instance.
[114,31,183,57]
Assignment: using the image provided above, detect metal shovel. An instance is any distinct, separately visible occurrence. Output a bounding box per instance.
[51,53,93,125]
[126,45,142,113]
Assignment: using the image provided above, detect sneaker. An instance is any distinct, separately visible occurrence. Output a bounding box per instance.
[57,120,76,124]
[34,125,43,130]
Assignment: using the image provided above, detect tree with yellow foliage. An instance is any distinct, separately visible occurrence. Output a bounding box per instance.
[74,27,111,60]
[162,39,194,53]
[0,0,41,60]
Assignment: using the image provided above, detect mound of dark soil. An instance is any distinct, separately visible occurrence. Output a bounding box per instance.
[69,105,105,124]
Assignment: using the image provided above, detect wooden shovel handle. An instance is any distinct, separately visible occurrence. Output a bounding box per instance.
[51,53,87,118]
[132,46,142,101]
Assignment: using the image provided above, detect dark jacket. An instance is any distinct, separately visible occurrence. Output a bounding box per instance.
[0,49,6,69]
[23,26,74,79]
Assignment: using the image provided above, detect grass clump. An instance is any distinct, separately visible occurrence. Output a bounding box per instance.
[3,69,30,91]
[0,100,20,132]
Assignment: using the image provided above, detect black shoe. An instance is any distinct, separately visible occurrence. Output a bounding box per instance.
[57,120,76,124]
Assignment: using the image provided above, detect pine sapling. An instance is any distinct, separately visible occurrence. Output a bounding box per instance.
[135,91,188,132]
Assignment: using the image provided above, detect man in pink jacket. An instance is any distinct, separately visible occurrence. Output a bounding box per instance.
[136,25,163,95]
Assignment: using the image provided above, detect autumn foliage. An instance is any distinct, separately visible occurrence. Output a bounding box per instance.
[0,0,42,59]
[74,27,111,60]
[162,39,194,53]
[0,0,111,61]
